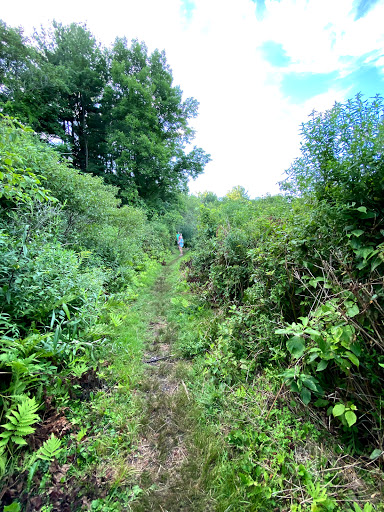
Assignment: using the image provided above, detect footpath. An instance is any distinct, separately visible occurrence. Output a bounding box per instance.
[129,257,214,512]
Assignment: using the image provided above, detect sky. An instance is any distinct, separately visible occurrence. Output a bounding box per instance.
[2,0,384,198]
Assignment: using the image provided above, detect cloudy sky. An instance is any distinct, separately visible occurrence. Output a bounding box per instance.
[2,0,384,198]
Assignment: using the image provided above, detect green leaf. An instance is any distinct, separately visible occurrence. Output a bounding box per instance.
[300,387,311,405]
[314,399,329,407]
[298,316,309,327]
[345,410,357,427]
[371,257,382,271]
[345,351,359,367]
[356,206,367,213]
[307,351,319,364]
[4,503,21,512]
[346,304,359,318]
[316,360,328,372]
[38,434,62,461]
[302,378,318,392]
[62,303,71,320]
[286,336,305,359]
[11,436,27,446]
[350,229,364,237]
[369,449,383,460]
[275,328,291,335]
[355,247,374,260]
[304,328,322,337]
[332,403,345,417]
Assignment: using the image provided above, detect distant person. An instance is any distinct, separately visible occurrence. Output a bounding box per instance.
[176,232,181,244]
[178,233,184,256]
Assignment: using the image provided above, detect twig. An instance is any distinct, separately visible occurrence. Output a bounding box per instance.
[144,354,175,364]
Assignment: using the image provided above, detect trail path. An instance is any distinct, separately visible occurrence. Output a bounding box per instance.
[130,259,214,512]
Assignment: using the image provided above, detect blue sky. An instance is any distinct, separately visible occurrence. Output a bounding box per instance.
[2,0,384,198]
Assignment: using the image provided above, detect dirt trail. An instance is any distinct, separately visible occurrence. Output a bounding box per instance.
[130,264,214,512]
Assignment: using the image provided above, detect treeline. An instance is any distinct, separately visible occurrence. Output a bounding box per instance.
[185,95,384,467]
[0,20,210,212]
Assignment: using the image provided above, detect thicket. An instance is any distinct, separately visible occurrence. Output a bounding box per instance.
[182,95,384,509]
[0,114,174,492]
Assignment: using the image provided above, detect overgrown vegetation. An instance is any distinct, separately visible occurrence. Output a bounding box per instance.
[179,95,384,510]
[0,114,176,509]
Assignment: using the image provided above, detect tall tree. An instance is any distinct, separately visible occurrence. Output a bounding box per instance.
[103,38,210,210]
[1,22,210,211]
[37,22,108,172]
[1,20,68,138]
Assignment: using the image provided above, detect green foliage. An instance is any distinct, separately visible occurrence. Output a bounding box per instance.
[0,112,176,496]
[0,397,39,449]
[331,402,357,427]
[283,94,384,212]
[0,116,56,207]
[1,21,210,211]
[186,96,384,458]
[37,434,62,461]
[3,503,21,512]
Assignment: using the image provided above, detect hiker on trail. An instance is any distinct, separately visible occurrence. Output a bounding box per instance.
[177,233,184,256]
[176,232,181,244]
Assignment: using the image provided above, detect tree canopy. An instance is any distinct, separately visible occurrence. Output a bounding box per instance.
[0,20,210,212]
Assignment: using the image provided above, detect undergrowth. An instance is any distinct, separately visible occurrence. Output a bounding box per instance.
[0,262,161,511]
[172,254,384,511]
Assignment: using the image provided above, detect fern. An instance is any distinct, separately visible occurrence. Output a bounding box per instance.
[71,362,88,378]
[0,397,40,448]
[37,434,62,461]
[110,312,124,327]
[85,323,113,337]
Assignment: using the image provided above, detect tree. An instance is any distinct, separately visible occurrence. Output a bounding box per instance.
[1,22,108,172]
[1,22,210,212]
[102,38,210,210]
[225,186,250,201]
[1,20,66,138]
[36,22,108,172]
[0,21,29,87]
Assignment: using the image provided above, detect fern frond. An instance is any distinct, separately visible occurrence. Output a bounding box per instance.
[37,434,62,461]
[110,312,124,327]
[0,397,40,449]
[11,436,28,446]
[85,323,113,336]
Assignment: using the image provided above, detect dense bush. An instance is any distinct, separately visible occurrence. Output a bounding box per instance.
[0,115,173,475]
[186,96,384,455]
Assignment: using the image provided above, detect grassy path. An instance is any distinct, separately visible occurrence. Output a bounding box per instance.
[129,256,215,512]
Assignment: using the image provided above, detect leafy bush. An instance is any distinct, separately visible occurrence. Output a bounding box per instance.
[186,96,384,455]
